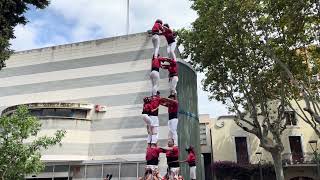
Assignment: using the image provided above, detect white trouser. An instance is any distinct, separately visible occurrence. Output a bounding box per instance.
[169,76,178,95]
[142,114,159,143]
[190,166,196,180]
[145,165,158,172]
[167,41,177,60]
[169,167,180,180]
[150,70,160,96]
[168,118,178,145]
[152,34,160,57]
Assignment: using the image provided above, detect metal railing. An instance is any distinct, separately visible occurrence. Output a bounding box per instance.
[282,152,316,166]
[26,161,147,180]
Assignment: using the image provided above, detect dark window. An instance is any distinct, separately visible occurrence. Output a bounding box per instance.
[103,164,120,179]
[54,165,69,172]
[121,163,137,178]
[235,137,249,164]
[200,123,207,145]
[86,165,102,178]
[29,108,87,119]
[289,136,304,163]
[285,111,297,126]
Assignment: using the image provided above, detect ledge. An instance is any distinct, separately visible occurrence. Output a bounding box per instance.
[1,102,94,116]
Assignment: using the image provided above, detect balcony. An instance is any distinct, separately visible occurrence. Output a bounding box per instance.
[282,152,318,166]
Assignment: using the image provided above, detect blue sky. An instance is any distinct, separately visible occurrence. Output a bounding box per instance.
[10,0,229,117]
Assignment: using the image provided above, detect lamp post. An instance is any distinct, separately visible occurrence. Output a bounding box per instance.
[309,140,320,178]
[256,152,263,180]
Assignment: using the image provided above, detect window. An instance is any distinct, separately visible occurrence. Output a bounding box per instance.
[86,165,102,178]
[199,123,207,145]
[235,137,249,164]
[29,108,88,119]
[289,136,304,163]
[285,111,297,126]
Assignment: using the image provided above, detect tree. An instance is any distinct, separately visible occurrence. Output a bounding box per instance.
[0,0,49,70]
[178,0,319,179]
[0,106,65,180]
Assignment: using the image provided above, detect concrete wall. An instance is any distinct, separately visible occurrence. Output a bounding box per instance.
[177,61,203,180]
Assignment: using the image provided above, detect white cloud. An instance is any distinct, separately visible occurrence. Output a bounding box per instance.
[11,20,68,51]
[49,0,197,41]
[10,23,40,51]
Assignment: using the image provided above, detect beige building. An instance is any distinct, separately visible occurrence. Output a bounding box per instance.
[200,109,320,180]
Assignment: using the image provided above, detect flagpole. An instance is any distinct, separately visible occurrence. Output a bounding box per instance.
[126,0,129,36]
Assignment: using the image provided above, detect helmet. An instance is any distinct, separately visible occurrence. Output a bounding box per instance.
[155,19,163,25]
[163,23,169,28]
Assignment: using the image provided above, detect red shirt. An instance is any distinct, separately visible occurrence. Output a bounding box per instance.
[168,100,178,113]
[151,58,161,70]
[166,146,179,158]
[187,151,196,165]
[150,95,161,109]
[152,23,163,34]
[148,95,161,116]
[162,28,175,44]
[146,147,162,161]
[168,59,178,76]
[143,102,152,113]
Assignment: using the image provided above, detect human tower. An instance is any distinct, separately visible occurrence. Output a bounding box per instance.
[139,19,197,180]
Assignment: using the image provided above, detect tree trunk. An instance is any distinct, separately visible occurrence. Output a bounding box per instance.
[271,151,285,180]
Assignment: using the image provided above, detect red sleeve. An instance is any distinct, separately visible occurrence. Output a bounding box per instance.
[160,98,169,107]
[173,146,179,154]
[170,59,177,66]
[170,100,178,106]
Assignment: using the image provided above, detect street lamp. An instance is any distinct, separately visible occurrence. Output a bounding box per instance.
[308,140,320,178]
[255,152,263,180]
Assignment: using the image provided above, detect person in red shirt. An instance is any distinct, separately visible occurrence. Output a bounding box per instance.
[161,58,178,95]
[184,146,196,180]
[161,94,179,145]
[162,24,177,60]
[142,92,162,144]
[161,139,180,179]
[145,143,162,175]
[151,19,163,58]
[150,57,170,96]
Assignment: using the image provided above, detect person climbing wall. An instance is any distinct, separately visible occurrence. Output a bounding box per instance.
[162,23,177,60]
[142,91,162,144]
[150,56,171,96]
[160,94,179,145]
[151,19,163,58]
[145,142,162,174]
[161,58,178,95]
[160,139,180,180]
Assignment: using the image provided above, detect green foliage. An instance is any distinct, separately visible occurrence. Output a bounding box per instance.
[179,0,319,106]
[0,0,50,70]
[0,106,65,180]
